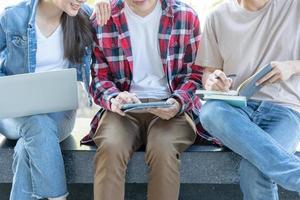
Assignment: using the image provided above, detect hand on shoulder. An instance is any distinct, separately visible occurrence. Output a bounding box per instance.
[90,0,111,26]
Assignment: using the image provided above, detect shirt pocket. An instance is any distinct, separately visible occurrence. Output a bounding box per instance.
[6,33,27,74]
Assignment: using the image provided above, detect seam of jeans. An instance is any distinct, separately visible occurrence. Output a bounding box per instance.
[251,101,273,124]
[289,109,300,121]
[255,101,267,113]
[25,145,39,199]
[22,141,47,199]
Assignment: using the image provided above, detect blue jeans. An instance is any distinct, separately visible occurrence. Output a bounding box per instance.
[0,110,76,200]
[200,100,300,200]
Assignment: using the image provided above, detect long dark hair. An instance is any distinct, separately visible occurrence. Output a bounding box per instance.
[61,9,93,64]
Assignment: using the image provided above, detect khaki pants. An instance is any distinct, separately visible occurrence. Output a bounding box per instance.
[93,110,196,200]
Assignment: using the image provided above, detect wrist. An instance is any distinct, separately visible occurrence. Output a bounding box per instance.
[170,97,182,113]
[108,94,118,110]
[286,61,300,75]
[293,61,300,74]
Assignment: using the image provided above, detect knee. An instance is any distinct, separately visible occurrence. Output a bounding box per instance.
[95,137,131,164]
[12,139,29,172]
[52,111,76,141]
[200,101,230,131]
[146,135,177,164]
[19,115,58,144]
[14,139,28,160]
[239,160,275,191]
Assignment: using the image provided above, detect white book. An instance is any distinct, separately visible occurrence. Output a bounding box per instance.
[196,64,273,107]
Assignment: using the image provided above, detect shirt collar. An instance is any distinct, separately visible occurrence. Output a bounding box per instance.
[111,0,174,17]
[28,0,39,28]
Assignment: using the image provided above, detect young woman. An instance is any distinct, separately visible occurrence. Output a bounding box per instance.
[0,0,101,199]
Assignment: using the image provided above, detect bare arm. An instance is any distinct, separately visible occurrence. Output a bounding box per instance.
[291,60,300,75]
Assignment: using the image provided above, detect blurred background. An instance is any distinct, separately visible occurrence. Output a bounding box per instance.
[0,0,223,30]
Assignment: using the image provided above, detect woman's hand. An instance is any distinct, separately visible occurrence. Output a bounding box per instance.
[204,70,233,91]
[256,61,298,86]
[90,0,111,26]
[110,92,141,116]
[147,98,181,120]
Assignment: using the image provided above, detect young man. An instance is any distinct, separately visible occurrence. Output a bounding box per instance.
[197,0,300,199]
[86,0,201,199]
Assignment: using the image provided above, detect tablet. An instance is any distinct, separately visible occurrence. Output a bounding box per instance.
[121,102,172,113]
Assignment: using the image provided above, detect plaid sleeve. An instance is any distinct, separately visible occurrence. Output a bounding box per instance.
[171,15,202,114]
[89,31,120,110]
[0,11,7,77]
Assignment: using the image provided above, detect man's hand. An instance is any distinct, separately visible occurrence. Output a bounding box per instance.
[90,0,111,26]
[147,98,181,120]
[110,92,141,116]
[204,70,233,91]
[256,61,297,86]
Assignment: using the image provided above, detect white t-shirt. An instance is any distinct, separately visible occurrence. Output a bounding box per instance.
[125,1,171,99]
[35,24,69,73]
[196,0,300,113]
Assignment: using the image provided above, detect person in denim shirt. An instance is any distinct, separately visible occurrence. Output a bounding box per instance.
[0,0,94,199]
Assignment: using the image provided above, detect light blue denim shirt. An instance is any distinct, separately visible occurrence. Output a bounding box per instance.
[0,0,93,105]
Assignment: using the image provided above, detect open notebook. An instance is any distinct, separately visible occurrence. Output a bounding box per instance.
[196,64,273,107]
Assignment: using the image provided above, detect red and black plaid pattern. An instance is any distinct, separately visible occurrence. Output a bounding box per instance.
[82,0,216,144]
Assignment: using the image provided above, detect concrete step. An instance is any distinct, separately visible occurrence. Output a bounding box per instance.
[1,118,300,199]
[0,184,299,200]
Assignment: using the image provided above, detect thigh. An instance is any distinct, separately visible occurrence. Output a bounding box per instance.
[0,117,28,139]
[256,103,300,153]
[0,110,76,141]
[93,111,143,151]
[47,110,76,141]
[147,113,196,153]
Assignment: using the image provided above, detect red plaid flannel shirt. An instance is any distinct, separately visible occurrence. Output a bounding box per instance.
[81,0,216,144]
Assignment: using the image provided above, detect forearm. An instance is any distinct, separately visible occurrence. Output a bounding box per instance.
[171,64,203,113]
[89,78,120,110]
[289,60,300,75]
[90,44,120,109]
[171,85,196,113]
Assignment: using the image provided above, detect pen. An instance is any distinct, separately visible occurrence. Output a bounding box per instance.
[215,74,237,80]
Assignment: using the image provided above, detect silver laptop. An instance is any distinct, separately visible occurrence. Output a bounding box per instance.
[0,68,78,119]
